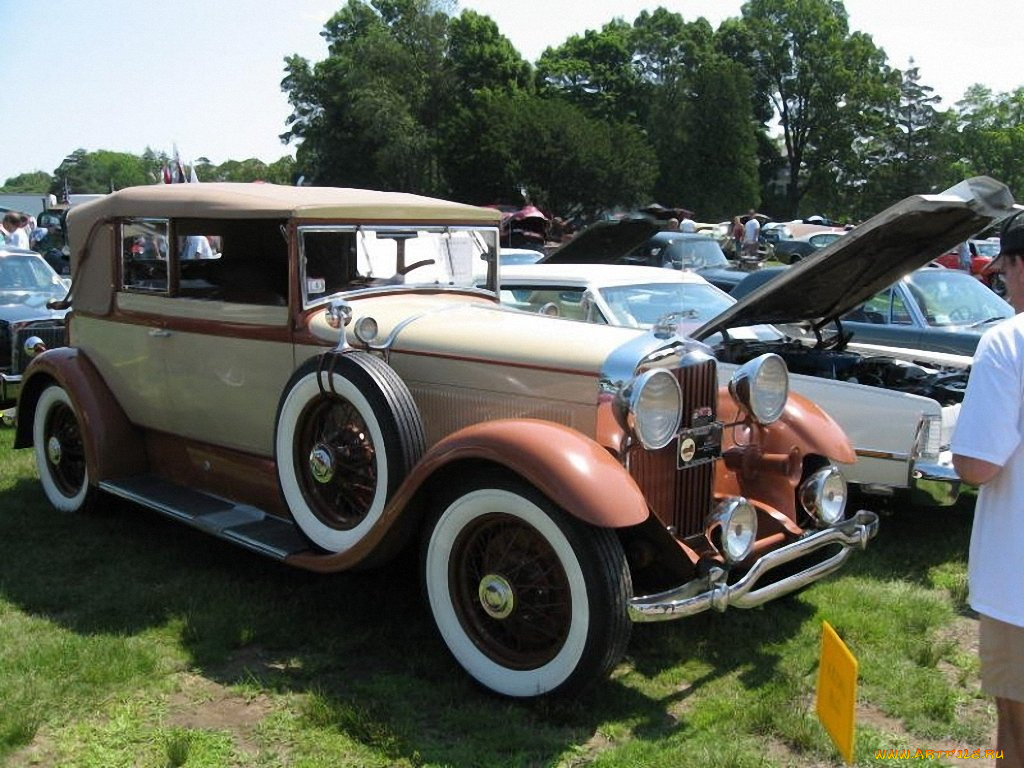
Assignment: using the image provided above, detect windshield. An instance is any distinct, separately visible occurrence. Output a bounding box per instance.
[0,254,67,297]
[661,237,730,270]
[904,269,1013,327]
[299,225,499,308]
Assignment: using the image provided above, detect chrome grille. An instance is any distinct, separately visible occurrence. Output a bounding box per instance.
[12,321,65,374]
[629,358,718,537]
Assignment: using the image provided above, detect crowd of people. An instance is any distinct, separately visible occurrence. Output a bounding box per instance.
[1,210,61,253]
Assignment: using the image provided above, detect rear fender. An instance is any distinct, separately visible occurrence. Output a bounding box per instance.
[14,348,147,480]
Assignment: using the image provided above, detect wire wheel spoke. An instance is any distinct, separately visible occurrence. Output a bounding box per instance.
[452,513,571,669]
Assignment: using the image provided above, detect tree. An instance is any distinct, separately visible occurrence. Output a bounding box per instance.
[847,61,951,218]
[951,85,1024,198]
[442,89,656,216]
[50,149,154,196]
[0,171,52,194]
[282,0,458,194]
[732,0,896,217]
[535,19,643,124]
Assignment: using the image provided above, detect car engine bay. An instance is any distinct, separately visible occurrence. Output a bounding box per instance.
[713,336,970,406]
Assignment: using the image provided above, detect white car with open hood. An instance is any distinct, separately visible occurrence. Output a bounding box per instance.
[502,177,1019,508]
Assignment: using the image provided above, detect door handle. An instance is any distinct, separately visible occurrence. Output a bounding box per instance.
[148,328,171,338]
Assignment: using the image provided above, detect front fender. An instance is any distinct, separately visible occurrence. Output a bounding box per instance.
[410,419,650,529]
[716,388,854,519]
[14,347,147,481]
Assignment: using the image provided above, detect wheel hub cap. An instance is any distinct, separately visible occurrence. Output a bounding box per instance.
[46,435,63,466]
[478,574,515,619]
[308,444,335,484]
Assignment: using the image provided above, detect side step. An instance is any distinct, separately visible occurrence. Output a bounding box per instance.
[99,475,314,560]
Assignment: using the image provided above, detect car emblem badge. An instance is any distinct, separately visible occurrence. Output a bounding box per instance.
[679,437,697,463]
[309,445,335,484]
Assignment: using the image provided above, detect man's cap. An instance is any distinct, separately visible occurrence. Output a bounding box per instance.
[989,210,1024,270]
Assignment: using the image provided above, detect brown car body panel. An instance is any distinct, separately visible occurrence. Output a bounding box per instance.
[716,388,854,520]
[14,346,147,480]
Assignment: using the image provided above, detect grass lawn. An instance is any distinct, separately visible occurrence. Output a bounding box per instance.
[0,425,994,767]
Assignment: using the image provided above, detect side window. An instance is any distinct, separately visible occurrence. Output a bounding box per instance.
[891,289,913,325]
[121,219,169,293]
[501,287,587,319]
[175,218,288,305]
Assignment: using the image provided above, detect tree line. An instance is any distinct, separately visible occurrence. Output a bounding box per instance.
[4,0,1022,224]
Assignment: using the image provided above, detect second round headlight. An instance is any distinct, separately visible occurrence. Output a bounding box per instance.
[799,465,848,526]
[707,498,758,563]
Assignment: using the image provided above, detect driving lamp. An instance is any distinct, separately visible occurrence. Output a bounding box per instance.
[799,465,847,526]
[707,498,757,563]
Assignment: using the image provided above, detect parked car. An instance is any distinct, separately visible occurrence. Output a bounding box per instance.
[14,182,878,698]
[933,237,1005,296]
[524,176,1018,507]
[771,226,848,264]
[731,264,1013,357]
[610,229,764,291]
[0,247,70,409]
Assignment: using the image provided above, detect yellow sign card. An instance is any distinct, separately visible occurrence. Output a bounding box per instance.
[816,620,858,764]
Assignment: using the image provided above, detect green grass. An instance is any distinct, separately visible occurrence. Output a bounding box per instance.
[0,426,992,766]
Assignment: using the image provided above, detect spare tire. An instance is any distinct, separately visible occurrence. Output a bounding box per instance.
[275,352,425,552]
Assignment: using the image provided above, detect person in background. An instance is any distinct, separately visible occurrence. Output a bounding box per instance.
[2,212,30,248]
[730,215,744,258]
[679,216,697,233]
[951,211,1024,767]
[957,240,973,271]
[741,211,760,259]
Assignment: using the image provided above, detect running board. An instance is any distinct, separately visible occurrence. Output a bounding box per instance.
[99,475,314,560]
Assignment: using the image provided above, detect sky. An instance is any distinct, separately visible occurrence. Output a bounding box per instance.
[1,0,1021,186]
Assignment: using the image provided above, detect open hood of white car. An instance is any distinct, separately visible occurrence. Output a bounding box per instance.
[692,177,1019,342]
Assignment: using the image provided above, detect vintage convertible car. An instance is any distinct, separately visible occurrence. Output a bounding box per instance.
[526,176,1018,507]
[0,246,70,410]
[14,182,877,698]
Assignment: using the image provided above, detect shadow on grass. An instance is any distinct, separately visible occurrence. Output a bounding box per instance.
[0,474,839,765]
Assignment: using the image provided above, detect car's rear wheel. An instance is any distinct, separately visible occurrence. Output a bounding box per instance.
[422,473,632,697]
[33,384,96,513]
[275,352,425,553]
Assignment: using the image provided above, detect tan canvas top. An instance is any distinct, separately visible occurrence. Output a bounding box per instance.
[67,182,501,247]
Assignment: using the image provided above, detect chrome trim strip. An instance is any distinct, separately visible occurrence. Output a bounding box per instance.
[627,509,879,622]
[855,447,910,461]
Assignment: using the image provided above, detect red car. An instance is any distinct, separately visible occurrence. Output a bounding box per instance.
[935,238,1005,295]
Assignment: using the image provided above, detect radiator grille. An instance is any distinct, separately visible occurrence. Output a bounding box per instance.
[628,358,718,537]
[12,321,65,374]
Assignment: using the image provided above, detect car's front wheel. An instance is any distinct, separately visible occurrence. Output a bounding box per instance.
[275,352,425,553]
[33,384,96,513]
[422,473,632,697]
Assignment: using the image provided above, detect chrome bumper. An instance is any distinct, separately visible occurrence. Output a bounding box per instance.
[910,458,961,507]
[627,509,879,622]
[0,372,20,409]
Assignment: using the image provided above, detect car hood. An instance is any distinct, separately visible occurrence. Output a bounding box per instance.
[0,294,69,322]
[540,218,660,265]
[693,177,1019,341]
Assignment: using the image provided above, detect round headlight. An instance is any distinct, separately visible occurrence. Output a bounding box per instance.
[728,353,789,424]
[707,498,757,563]
[799,465,847,526]
[626,368,682,450]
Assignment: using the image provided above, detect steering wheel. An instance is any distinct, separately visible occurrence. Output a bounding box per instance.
[948,306,973,323]
[396,258,435,275]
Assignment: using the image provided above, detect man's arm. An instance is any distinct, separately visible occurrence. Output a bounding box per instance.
[952,454,1002,486]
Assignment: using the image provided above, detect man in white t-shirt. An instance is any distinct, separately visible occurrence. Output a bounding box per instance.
[952,210,1024,766]
[741,211,760,259]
